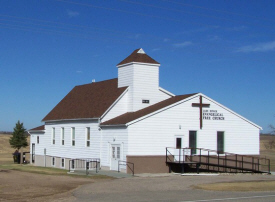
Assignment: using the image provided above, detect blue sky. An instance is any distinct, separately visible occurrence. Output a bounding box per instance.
[0,0,274,133]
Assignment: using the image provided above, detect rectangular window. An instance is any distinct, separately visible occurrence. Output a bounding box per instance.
[117,147,120,159]
[52,157,55,166]
[52,128,55,145]
[86,127,90,147]
[71,159,75,169]
[142,99,150,104]
[61,158,65,168]
[189,131,197,155]
[217,131,224,154]
[37,136,39,144]
[61,127,64,145]
[112,147,115,158]
[71,127,75,146]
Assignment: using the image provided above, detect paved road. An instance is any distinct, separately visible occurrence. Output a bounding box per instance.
[66,174,275,202]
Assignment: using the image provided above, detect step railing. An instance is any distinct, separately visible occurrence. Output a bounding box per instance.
[69,158,100,175]
[166,147,270,174]
[118,160,134,176]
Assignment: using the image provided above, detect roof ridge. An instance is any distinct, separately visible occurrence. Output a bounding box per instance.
[117,48,160,66]
[75,78,118,87]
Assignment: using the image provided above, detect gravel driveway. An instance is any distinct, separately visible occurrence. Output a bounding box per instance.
[61,174,275,202]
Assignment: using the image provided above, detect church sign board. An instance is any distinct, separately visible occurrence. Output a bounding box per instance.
[203,110,225,120]
[192,96,225,129]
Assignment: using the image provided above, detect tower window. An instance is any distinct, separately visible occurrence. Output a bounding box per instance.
[142,99,150,104]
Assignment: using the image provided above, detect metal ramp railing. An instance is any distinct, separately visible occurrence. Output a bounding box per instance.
[69,158,100,175]
[118,160,134,176]
[166,147,271,174]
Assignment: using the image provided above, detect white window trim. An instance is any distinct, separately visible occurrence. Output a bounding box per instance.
[71,127,75,146]
[61,158,65,168]
[71,159,75,170]
[52,128,55,145]
[86,127,90,147]
[61,127,64,146]
[52,157,55,167]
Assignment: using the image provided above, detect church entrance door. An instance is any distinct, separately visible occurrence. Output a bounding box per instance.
[110,144,121,170]
[174,135,186,162]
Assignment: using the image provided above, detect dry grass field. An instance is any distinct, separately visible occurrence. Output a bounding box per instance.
[0,134,111,201]
[260,135,275,171]
[0,134,32,164]
[0,134,25,165]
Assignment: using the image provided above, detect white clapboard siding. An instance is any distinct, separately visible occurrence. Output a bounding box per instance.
[30,132,45,159]
[118,65,134,111]
[101,90,129,123]
[117,63,171,113]
[100,127,128,167]
[38,120,101,159]
[127,95,260,156]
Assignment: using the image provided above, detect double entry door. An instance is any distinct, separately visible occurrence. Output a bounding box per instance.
[110,144,121,170]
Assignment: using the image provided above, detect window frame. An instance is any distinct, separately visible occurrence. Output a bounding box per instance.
[52,128,55,145]
[189,130,197,155]
[86,127,90,147]
[217,131,225,154]
[142,99,150,104]
[71,159,75,170]
[52,157,55,166]
[61,127,65,146]
[61,158,65,168]
[71,127,75,146]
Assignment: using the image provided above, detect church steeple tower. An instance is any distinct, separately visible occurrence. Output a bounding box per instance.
[117,48,164,112]
[117,48,160,67]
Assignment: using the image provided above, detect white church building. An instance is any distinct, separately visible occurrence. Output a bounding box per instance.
[29,48,262,173]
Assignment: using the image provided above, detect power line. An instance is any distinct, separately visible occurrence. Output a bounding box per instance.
[0,14,175,43]
[54,0,182,22]
[54,0,274,29]
[0,14,143,36]
[162,0,275,23]
[119,0,274,28]
[0,22,135,44]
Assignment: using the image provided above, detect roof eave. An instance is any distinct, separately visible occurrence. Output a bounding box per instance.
[125,93,199,126]
[28,130,45,134]
[100,124,127,127]
[117,62,160,68]
[44,118,100,123]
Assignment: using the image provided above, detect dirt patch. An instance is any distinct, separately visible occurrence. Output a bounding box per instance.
[194,180,275,192]
[0,170,107,202]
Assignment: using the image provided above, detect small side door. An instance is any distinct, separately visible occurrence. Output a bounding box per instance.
[110,144,121,170]
[174,136,186,162]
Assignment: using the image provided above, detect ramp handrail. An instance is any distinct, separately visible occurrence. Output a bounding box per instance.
[69,158,100,174]
[166,147,270,174]
[118,160,134,176]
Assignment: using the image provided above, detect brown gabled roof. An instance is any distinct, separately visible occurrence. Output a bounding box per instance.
[117,48,160,66]
[101,93,198,125]
[29,125,45,131]
[42,78,127,121]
